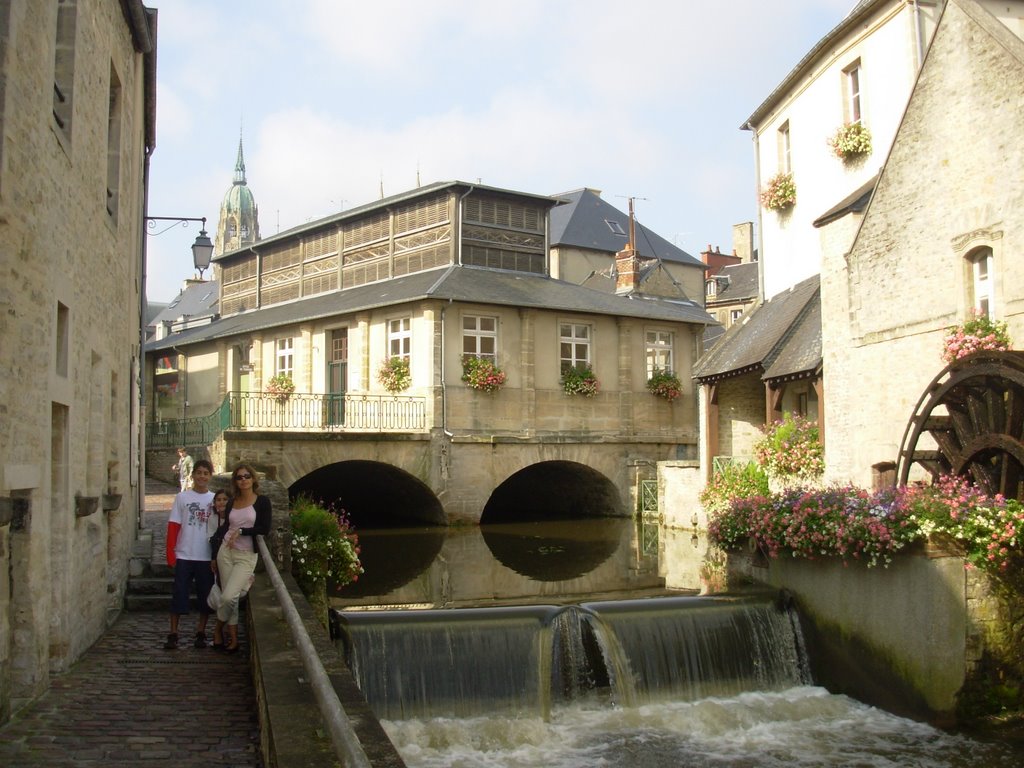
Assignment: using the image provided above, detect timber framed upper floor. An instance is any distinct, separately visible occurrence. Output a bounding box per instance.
[214,181,559,316]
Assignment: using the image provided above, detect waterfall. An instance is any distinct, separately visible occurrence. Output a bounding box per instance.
[335,594,809,721]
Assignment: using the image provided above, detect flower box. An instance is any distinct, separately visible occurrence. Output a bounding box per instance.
[828,122,872,161]
[760,172,796,211]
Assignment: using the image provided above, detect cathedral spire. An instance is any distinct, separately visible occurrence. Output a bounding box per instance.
[233,131,247,185]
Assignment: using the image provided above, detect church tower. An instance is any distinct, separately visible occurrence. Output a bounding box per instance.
[214,134,260,255]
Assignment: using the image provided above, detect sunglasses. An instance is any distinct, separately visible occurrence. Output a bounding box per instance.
[234,473,252,480]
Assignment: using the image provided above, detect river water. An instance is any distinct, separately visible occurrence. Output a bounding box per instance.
[330,518,1024,768]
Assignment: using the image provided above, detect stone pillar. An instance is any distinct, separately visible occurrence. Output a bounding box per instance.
[519,308,535,436]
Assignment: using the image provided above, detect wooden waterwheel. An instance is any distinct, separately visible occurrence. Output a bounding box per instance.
[897,350,1024,500]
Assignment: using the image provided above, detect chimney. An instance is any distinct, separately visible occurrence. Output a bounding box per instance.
[732,222,754,263]
[615,247,640,294]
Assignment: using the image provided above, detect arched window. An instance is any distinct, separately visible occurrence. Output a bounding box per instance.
[968,246,994,318]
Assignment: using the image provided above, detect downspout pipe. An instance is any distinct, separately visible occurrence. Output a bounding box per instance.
[742,121,765,303]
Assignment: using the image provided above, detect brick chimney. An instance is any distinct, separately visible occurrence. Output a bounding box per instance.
[700,244,740,277]
[615,247,640,294]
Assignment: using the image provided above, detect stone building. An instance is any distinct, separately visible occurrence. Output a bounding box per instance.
[821,0,1024,488]
[145,181,713,523]
[0,1,156,722]
[694,0,1024,478]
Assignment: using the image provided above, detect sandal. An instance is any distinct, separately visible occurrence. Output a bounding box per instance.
[193,631,207,649]
[163,633,178,650]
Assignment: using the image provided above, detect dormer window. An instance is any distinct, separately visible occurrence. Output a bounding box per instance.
[705,279,717,297]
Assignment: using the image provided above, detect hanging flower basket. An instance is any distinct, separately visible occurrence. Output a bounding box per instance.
[646,369,682,402]
[561,365,599,397]
[377,356,411,393]
[266,373,296,403]
[760,172,796,211]
[828,122,872,161]
[461,355,507,393]
[942,311,1011,363]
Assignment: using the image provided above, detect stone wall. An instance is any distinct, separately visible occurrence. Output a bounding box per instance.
[822,1,1024,487]
[0,0,150,723]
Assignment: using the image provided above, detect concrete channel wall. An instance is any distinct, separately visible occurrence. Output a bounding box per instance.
[730,543,1011,725]
[246,566,407,768]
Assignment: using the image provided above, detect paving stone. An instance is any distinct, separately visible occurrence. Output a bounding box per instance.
[0,477,264,768]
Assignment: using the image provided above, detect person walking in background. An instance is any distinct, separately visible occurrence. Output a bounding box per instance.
[172,447,194,492]
[164,459,216,650]
[211,463,271,653]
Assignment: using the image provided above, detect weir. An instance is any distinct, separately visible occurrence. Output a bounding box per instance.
[333,594,810,721]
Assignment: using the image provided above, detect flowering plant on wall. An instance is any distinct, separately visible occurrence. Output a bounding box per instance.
[828,122,872,160]
[759,172,796,211]
[753,412,824,481]
[941,311,1011,363]
[290,496,363,626]
[561,365,599,397]
[461,355,507,393]
[377,356,411,393]
[646,369,683,402]
[265,373,296,403]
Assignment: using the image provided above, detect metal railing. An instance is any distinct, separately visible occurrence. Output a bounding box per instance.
[146,391,428,448]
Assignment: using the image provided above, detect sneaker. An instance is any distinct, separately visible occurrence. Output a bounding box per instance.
[163,633,178,650]
[193,632,207,649]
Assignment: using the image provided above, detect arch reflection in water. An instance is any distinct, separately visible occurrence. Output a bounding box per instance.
[333,595,808,721]
[480,518,623,581]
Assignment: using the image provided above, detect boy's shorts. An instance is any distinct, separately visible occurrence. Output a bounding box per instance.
[171,559,215,615]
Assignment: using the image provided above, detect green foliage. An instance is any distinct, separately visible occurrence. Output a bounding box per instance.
[461,355,507,392]
[754,413,824,480]
[290,496,363,591]
[760,172,796,210]
[377,356,411,393]
[942,311,1012,363]
[828,122,872,160]
[646,369,683,402]
[561,365,599,397]
[700,461,769,517]
[266,373,295,402]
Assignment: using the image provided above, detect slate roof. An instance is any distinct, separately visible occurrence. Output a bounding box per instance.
[149,280,220,327]
[813,174,878,228]
[550,188,702,267]
[713,262,759,303]
[693,274,820,382]
[147,265,714,353]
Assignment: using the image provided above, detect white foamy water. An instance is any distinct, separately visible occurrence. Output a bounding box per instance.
[382,686,1022,768]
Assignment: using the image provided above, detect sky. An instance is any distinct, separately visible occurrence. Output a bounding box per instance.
[145,0,857,304]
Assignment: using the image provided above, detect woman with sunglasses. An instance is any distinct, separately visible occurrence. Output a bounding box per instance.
[211,462,271,653]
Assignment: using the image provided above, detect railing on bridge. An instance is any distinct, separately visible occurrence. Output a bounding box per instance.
[146,391,428,448]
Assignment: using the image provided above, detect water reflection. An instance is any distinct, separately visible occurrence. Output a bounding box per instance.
[332,517,713,609]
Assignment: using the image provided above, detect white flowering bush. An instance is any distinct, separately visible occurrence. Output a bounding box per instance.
[828,122,872,160]
[760,172,796,211]
[290,496,363,625]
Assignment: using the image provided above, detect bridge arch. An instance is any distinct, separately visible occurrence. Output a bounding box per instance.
[288,459,446,528]
[480,460,626,524]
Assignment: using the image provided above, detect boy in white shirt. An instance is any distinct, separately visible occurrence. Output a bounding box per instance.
[164,459,216,649]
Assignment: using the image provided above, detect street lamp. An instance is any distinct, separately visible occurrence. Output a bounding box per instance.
[145,215,215,278]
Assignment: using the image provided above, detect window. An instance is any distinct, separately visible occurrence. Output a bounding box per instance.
[55,301,69,377]
[275,338,293,376]
[388,317,411,361]
[463,315,497,360]
[559,323,591,373]
[969,247,994,318]
[605,219,627,236]
[778,121,791,174]
[730,308,744,323]
[844,61,862,124]
[645,330,673,377]
[106,63,121,222]
[53,0,77,142]
[705,279,717,297]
